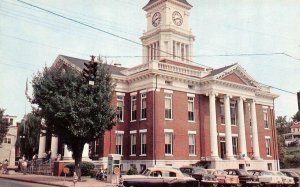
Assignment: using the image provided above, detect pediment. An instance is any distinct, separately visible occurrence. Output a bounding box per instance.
[212,63,259,87]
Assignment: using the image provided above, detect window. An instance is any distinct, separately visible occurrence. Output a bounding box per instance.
[130,134,136,155]
[3,137,11,144]
[188,134,196,155]
[230,103,236,125]
[141,93,147,120]
[116,95,124,121]
[165,133,173,155]
[220,104,225,124]
[165,93,172,119]
[264,108,269,128]
[232,137,238,156]
[116,134,123,155]
[141,133,147,155]
[188,97,195,121]
[248,103,252,127]
[131,95,137,121]
[94,139,99,156]
[266,138,271,156]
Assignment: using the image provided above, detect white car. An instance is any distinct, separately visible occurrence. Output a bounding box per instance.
[274,171,295,185]
[248,170,282,185]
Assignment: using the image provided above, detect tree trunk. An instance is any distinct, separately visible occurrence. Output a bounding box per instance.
[72,143,84,181]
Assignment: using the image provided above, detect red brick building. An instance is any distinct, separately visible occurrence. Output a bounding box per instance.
[52,0,279,171]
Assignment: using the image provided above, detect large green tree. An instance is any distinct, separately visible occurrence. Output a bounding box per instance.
[292,111,300,122]
[17,113,41,160]
[0,108,10,145]
[31,62,116,180]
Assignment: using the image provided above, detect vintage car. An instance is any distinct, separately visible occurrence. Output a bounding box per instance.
[206,169,239,186]
[118,167,199,187]
[248,170,282,185]
[281,171,300,187]
[179,166,218,183]
[274,171,295,186]
[224,169,260,187]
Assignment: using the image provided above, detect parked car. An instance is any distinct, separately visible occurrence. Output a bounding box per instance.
[248,170,282,186]
[206,169,239,186]
[118,167,199,187]
[274,171,295,186]
[179,166,217,183]
[281,171,300,187]
[224,169,260,187]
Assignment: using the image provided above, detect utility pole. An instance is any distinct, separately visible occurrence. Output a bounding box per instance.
[297,91,300,112]
[83,55,98,85]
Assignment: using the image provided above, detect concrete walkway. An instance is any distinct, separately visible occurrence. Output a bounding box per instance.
[0,171,117,187]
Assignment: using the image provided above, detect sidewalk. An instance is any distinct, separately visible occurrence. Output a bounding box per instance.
[0,171,117,187]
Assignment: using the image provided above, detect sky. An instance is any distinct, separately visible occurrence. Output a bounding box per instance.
[0,0,299,121]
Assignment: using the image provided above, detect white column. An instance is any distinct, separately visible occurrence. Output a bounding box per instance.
[143,45,148,63]
[63,144,73,160]
[224,95,235,160]
[250,99,260,160]
[82,143,91,161]
[237,97,248,159]
[177,42,180,61]
[38,131,46,159]
[209,93,219,160]
[157,41,160,60]
[50,135,58,159]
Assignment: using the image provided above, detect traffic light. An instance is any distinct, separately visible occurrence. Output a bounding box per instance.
[82,55,98,85]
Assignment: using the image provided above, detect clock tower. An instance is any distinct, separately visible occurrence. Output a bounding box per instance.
[141,0,195,64]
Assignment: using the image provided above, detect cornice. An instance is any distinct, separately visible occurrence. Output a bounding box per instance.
[141,27,195,42]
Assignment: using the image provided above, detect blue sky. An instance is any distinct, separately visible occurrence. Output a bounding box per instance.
[0,0,299,121]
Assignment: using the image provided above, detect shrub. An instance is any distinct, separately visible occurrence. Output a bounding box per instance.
[62,162,95,177]
[127,166,138,175]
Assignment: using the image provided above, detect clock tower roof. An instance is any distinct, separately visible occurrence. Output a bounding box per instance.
[143,0,192,10]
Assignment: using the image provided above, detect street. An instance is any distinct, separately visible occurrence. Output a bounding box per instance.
[0,179,54,187]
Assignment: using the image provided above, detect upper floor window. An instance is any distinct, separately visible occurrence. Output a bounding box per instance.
[116,133,123,155]
[141,133,147,155]
[165,132,173,155]
[230,103,236,125]
[188,134,196,155]
[131,95,137,121]
[220,104,225,124]
[263,108,269,128]
[188,97,195,121]
[165,93,172,119]
[116,95,124,122]
[130,133,137,155]
[141,93,147,120]
[266,138,271,156]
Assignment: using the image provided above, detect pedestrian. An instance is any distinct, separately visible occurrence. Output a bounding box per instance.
[21,160,27,175]
[47,150,52,161]
[43,152,47,163]
[56,153,61,161]
[2,159,8,174]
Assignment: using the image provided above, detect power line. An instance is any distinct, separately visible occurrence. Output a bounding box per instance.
[14,0,211,69]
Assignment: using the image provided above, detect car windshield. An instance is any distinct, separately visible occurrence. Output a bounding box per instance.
[276,172,285,176]
[239,170,249,175]
[261,171,273,176]
[285,172,299,177]
[194,168,206,174]
[142,169,151,176]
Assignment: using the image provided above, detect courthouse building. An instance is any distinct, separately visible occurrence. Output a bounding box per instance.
[48,0,279,171]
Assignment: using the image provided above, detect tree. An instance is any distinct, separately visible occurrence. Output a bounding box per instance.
[0,108,10,145]
[292,111,300,122]
[17,113,41,160]
[276,115,290,134]
[31,62,116,180]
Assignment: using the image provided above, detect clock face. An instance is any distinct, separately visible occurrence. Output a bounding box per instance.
[172,11,183,26]
[152,12,161,27]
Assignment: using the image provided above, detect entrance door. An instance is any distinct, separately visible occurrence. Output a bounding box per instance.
[220,141,226,159]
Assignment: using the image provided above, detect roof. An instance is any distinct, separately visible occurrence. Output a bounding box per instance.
[143,0,192,9]
[291,122,300,129]
[59,55,127,76]
[206,63,237,78]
